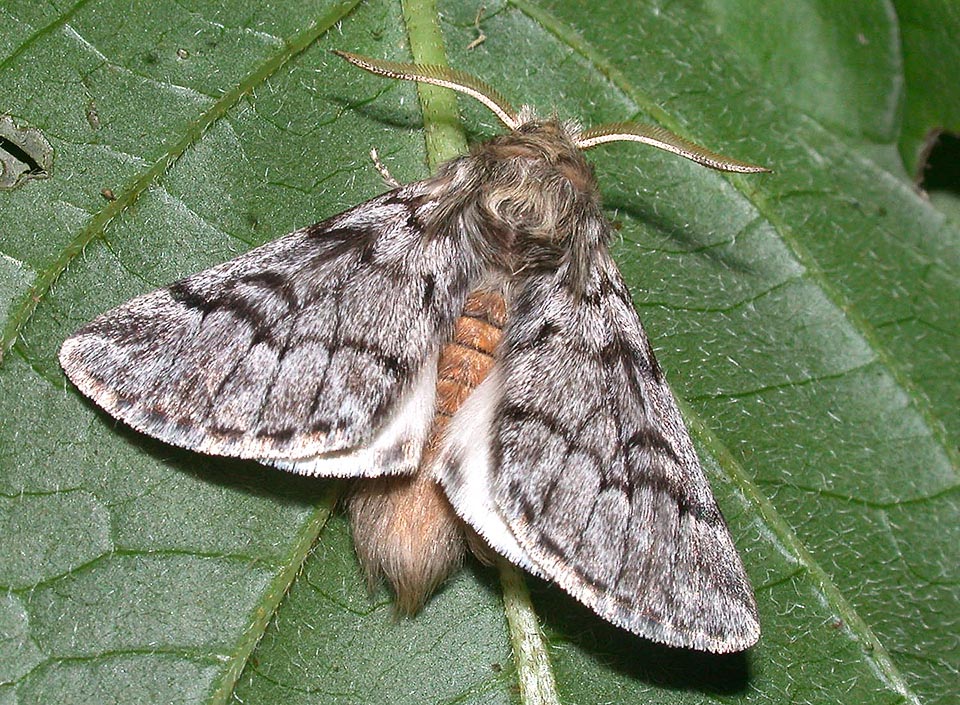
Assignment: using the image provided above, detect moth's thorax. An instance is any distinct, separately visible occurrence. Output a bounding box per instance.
[475,119,597,201]
[435,118,606,276]
[481,119,594,189]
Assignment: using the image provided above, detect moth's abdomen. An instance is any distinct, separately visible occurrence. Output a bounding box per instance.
[348,290,506,612]
[435,290,507,427]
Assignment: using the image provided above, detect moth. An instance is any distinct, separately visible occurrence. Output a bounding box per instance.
[60,51,768,653]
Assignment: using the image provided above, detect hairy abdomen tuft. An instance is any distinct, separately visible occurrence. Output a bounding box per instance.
[348,290,506,611]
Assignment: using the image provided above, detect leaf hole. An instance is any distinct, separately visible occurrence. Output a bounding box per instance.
[917,129,960,197]
[0,136,44,175]
[0,115,53,190]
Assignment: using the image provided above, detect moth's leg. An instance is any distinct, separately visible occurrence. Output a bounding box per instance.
[369,148,400,188]
[466,5,487,50]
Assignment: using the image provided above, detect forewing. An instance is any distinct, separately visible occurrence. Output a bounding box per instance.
[61,181,477,473]
[438,252,759,652]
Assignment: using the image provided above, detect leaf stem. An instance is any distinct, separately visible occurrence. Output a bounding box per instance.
[401,0,469,168]
[399,6,559,703]
[499,560,561,705]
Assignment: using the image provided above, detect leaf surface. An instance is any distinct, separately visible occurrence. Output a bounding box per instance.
[0,1,956,704]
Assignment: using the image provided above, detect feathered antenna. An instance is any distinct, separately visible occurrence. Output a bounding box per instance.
[335,51,769,173]
[577,122,769,172]
[334,51,519,130]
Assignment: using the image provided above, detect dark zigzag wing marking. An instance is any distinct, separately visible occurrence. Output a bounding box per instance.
[60,180,479,461]
[488,251,758,653]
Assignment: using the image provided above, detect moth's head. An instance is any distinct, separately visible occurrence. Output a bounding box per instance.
[334,51,769,174]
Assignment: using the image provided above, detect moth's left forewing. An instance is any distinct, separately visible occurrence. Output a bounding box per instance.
[437,250,759,653]
[60,180,477,476]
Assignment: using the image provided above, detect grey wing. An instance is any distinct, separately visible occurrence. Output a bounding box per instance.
[436,251,759,653]
[60,181,478,476]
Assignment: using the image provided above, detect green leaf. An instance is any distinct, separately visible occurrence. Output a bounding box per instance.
[1,1,956,704]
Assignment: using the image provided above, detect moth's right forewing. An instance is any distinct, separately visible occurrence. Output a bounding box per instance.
[438,252,759,653]
[60,180,479,473]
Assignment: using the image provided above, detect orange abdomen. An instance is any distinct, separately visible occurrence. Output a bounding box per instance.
[435,290,507,426]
